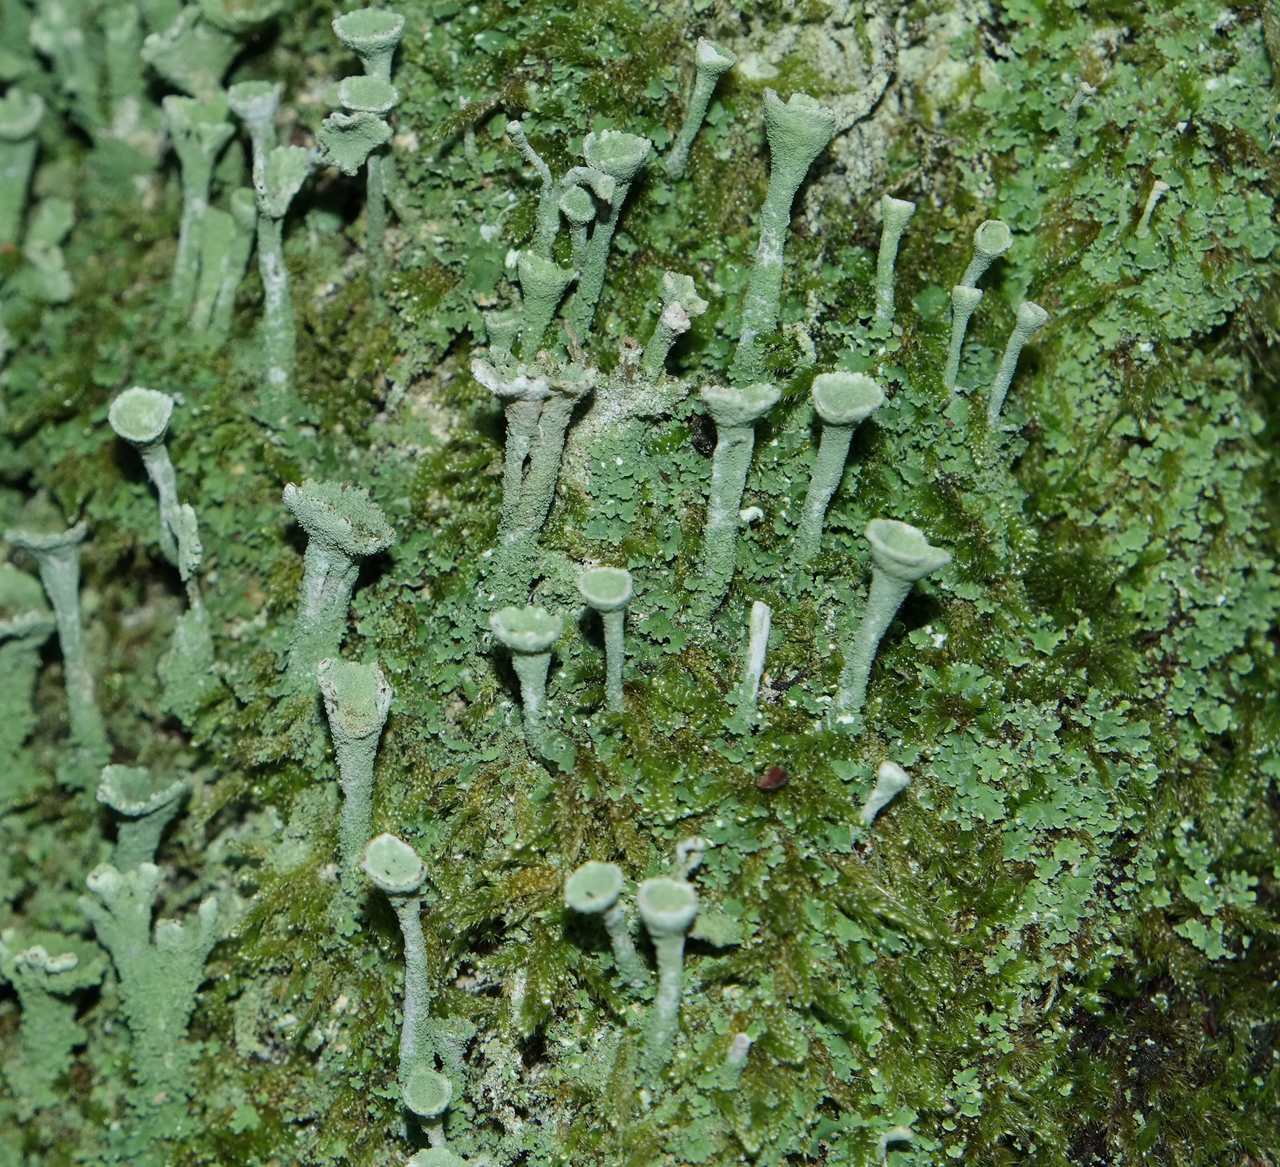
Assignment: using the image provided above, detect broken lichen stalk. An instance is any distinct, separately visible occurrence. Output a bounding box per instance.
[734,600,772,724]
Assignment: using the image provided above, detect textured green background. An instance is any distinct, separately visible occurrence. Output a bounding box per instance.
[1,0,1277,1164]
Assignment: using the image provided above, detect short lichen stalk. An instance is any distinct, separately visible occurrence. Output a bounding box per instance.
[943,286,983,391]
[507,365,596,547]
[81,863,218,1097]
[987,301,1050,425]
[98,764,188,870]
[579,567,633,712]
[733,600,771,725]
[697,382,780,610]
[731,91,835,385]
[163,95,234,323]
[0,89,44,247]
[319,659,393,910]
[490,606,562,757]
[640,271,708,380]
[959,218,1012,288]
[834,520,950,727]
[874,196,915,325]
[471,361,549,536]
[664,38,736,179]
[565,861,647,989]
[363,834,436,1093]
[514,250,577,361]
[0,931,104,1116]
[859,761,911,827]
[638,877,699,1074]
[5,521,109,788]
[794,373,884,564]
[282,481,395,695]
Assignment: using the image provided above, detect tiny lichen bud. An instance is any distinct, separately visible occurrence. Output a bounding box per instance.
[1136,178,1170,238]
[665,37,736,179]
[795,372,884,564]
[578,566,633,712]
[958,218,1012,288]
[987,300,1050,425]
[943,285,984,391]
[834,519,950,727]
[638,877,699,1073]
[490,605,563,757]
[874,195,916,325]
[859,760,911,827]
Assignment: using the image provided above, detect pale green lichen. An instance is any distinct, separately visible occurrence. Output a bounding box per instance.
[578,565,633,712]
[732,599,771,726]
[564,859,647,989]
[161,95,233,323]
[697,381,780,609]
[0,88,44,246]
[489,604,562,757]
[97,763,188,869]
[731,91,835,385]
[958,218,1012,288]
[0,930,104,1116]
[859,760,911,827]
[0,564,55,805]
[794,372,884,564]
[282,480,394,694]
[664,37,736,180]
[943,285,983,392]
[987,300,1050,425]
[834,519,950,727]
[637,876,698,1074]
[362,833,435,1100]
[640,271,708,380]
[81,862,218,1097]
[874,195,916,325]
[319,657,393,915]
[5,520,109,788]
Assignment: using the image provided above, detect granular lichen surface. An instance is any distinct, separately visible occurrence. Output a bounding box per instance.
[0,2,1277,1166]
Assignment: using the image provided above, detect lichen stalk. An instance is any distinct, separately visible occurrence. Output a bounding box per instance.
[987,301,1050,424]
[731,92,835,385]
[874,196,916,325]
[664,38,736,179]
[943,286,984,391]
